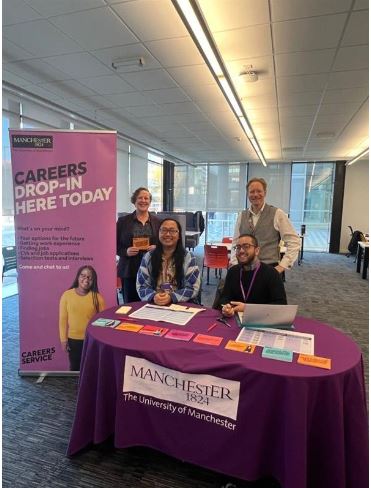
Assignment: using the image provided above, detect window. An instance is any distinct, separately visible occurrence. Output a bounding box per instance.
[148,153,163,212]
[289,162,335,251]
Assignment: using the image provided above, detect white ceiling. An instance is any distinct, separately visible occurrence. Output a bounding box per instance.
[2,0,369,164]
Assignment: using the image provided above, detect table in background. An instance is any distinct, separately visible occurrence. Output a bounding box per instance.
[68,304,368,488]
[356,241,369,279]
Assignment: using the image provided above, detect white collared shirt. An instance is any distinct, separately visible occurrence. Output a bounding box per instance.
[231,204,301,269]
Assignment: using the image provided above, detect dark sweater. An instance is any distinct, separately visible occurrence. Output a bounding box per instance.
[219,262,287,306]
[116,212,161,279]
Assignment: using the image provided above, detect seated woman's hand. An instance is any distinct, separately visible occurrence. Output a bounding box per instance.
[127,246,140,257]
[221,303,234,317]
[230,301,245,313]
[153,292,172,306]
[147,244,156,252]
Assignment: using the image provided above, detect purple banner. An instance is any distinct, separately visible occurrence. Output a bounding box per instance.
[9,130,117,372]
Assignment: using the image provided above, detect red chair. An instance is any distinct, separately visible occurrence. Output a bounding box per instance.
[222,237,233,243]
[203,245,229,285]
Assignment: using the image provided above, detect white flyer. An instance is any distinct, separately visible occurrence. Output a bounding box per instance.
[236,327,314,355]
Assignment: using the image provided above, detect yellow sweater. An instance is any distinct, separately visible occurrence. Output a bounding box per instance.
[59,289,106,341]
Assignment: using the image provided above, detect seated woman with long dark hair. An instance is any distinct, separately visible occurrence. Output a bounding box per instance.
[136,218,200,305]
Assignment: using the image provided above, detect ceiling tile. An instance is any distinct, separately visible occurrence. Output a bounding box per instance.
[198,0,269,31]
[242,94,277,110]
[125,105,166,117]
[270,0,352,22]
[77,74,134,94]
[3,19,82,56]
[167,65,216,87]
[278,91,322,106]
[332,45,368,70]
[183,83,225,103]
[38,80,98,99]
[279,105,318,117]
[318,102,362,116]
[3,69,34,88]
[121,69,177,91]
[213,24,272,60]
[105,92,154,107]
[145,37,204,67]
[50,7,138,50]
[273,14,347,53]
[275,49,335,76]
[236,78,276,98]
[322,86,368,103]
[4,59,70,84]
[277,73,328,93]
[341,11,369,46]
[26,0,105,16]
[112,0,188,41]
[146,87,190,104]
[353,0,369,10]
[327,69,368,89]
[44,52,112,78]
[3,0,41,25]
[2,38,34,63]
[161,101,202,115]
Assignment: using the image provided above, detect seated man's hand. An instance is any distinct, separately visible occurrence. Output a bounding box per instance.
[221,303,234,317]
[230,301,245,313]
[154,292,171,306]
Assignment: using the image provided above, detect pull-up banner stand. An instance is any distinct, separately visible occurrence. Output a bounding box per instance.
[9,130,117,375]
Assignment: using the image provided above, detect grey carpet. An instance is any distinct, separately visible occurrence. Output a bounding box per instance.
[2,252,368,487]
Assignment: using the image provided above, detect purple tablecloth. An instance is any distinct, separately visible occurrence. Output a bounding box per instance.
[68,303,368,488]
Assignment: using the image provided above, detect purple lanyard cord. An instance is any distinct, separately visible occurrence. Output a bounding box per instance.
[240,262,261,302]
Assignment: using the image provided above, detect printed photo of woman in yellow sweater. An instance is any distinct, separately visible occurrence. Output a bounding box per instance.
[59,265,106,371]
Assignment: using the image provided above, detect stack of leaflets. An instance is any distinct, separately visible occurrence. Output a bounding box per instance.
[91,318,121,328]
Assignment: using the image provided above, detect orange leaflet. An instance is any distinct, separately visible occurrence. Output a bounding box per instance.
[193,334,223,346]
[225,340,255,353]
[115,323,143,332]
[297,354,331,370]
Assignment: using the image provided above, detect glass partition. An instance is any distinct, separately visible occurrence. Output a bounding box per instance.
[289,162,335,251]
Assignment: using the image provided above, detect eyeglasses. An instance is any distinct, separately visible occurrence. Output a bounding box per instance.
[159,228,179,235]
[233,244,256,252]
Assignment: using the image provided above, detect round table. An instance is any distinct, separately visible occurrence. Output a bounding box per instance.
[68,303,368,488]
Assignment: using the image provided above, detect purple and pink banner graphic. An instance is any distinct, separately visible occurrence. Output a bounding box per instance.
[9,130,117,373]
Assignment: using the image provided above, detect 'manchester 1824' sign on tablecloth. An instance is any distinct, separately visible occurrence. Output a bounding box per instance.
[123,356,240,428]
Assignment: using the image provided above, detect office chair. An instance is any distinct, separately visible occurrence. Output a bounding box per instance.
[202,245,229,285]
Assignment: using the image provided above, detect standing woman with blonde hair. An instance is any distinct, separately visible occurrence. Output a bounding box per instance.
[59,265,105,371]
[116,187,160,303]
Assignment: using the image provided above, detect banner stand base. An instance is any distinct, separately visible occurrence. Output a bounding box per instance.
[18,370,80,378]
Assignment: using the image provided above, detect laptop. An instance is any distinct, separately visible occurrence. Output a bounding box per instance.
[237,304,298,329]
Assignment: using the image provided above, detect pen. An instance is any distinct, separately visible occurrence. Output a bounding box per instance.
[207,322,218,332]
[217,318,231,327]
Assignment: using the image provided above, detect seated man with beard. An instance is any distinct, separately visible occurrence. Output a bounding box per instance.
[219,233,287,318]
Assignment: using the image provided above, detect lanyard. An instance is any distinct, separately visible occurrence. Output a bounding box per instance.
[240,262,261,302]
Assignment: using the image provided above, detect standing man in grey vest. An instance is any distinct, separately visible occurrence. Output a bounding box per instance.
[230,177,300,274]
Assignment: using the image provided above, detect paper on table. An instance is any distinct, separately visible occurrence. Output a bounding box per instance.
[129,304,197,326]
[115,323,143,332]
[225,340,256,353]
[116,306,132,314]
[297,354,331,369]
[193,334,223,346]
[139,325,169,336]
[236,327,314,355]
[165,330,194,341]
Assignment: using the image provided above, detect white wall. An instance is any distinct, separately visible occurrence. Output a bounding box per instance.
[340,158,369,252]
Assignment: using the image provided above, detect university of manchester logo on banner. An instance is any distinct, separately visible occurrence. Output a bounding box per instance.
[12,135,53,149]
[123,356,240,420]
